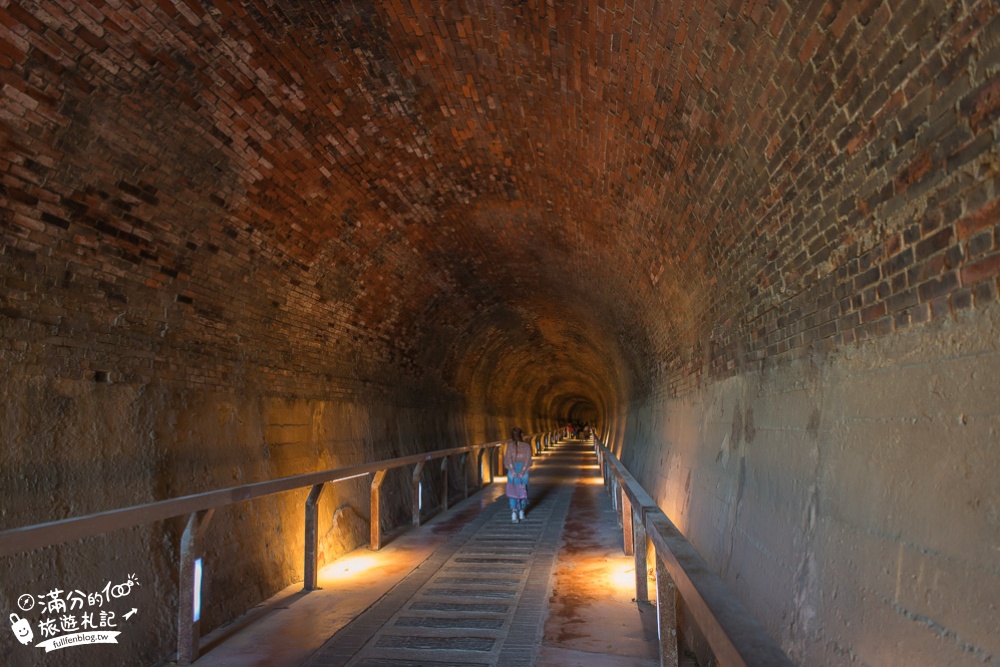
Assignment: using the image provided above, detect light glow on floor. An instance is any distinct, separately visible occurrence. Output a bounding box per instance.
[607,560,637,593]
[320,553,381,581]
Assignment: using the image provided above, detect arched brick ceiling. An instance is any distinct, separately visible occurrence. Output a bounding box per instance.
[1,1,985,425]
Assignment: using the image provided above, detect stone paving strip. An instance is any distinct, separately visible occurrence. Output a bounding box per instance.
[304,446,577,667]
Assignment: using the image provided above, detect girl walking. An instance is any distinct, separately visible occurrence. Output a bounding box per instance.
[504,428,533,523]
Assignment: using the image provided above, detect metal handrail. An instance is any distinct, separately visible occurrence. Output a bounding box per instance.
[0,432,552,556]
[0,429,563,664]
[594,436,795,667]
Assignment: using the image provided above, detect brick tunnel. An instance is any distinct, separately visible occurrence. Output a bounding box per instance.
[1,1,998,666]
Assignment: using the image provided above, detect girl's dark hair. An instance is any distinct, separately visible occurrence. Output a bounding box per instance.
[512,427,523,442]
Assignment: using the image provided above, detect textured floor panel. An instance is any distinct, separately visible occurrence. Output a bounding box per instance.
[395,617,506,630]
[304,445,578,667]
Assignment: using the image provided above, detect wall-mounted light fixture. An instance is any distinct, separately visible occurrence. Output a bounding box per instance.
[193,558,203,623]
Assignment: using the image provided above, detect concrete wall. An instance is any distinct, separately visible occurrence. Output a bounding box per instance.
[0,368,502,667]
[621,302,1000,666]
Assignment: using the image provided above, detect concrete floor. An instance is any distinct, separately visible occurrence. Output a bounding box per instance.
[187,439,674,666]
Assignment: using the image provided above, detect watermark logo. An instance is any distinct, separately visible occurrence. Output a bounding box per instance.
[10,614,33,645]
[9,574,139,653]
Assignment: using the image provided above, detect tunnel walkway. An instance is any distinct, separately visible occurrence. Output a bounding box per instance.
[189,439,665,667]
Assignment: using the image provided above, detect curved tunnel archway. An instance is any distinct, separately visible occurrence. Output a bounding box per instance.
[0,2,998,666]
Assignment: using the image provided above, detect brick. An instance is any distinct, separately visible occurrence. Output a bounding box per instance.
[960,72,1000,131]
[894,151,933,193]
[917,271,959,302]
[36,206,70,227]
[945,244,964,270]
[854,265,881,290]
[952,287,973,311]
[886,288,918,313]
[967,230,994,257]
[956,198,1000,240]
[884,247,914,276]
[947,131,994,173]
[838,311,860,331]
[74,25,108,51]
[961,253,1000,286]
[916,226,955,261]
[972,279,997,306]
[818,319,837,339]
[861,301,886,323]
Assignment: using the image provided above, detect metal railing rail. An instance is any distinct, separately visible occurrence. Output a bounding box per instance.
[593,436,796,667]
[0,429,563,664]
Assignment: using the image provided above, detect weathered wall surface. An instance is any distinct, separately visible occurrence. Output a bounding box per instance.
[621,302,1000,666]
[0,363,503,667]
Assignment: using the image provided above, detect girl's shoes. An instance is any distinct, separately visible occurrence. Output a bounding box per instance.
[518,509,525,521]
[511,510,519,523]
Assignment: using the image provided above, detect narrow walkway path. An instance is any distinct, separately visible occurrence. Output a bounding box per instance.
[192,440,658,667]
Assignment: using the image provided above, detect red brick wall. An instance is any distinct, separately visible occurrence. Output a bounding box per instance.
[1,1,994,408]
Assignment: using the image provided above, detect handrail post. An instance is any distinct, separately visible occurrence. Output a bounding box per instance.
[412,461,425,526]
[177,509,214,665]
[304,483,325,591]
[655,553,680,667]
[370,470,387,550]
[634,513,650,603]
[475,447,484,488]
[440,456,449,511]
[614,478,622,527]
[480,446,493,486]
[622,492,634,556]
[459,453,469,499]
